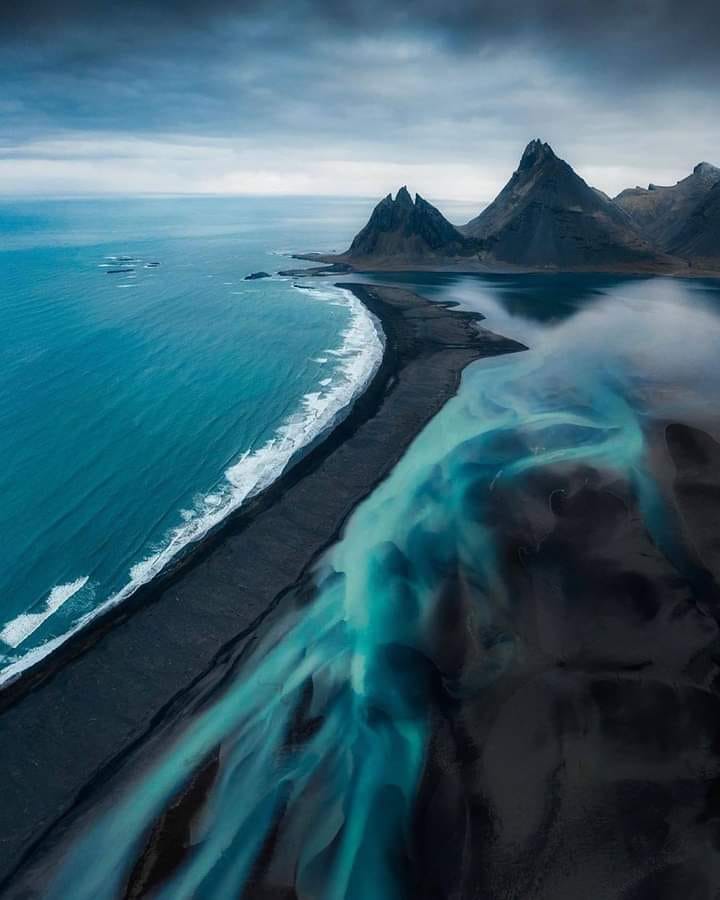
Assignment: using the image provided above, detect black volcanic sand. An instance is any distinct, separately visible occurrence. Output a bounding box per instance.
[127,428,720,900]
[0,285,526,893]
[407,431,720,900]
[223,425,720,899]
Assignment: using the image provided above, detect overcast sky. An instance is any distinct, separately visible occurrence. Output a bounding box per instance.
[2,0,719,202]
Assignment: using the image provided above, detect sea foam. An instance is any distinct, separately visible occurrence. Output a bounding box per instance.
[0,284,383,686]
[0,577,90,650]
[120,283,382,592]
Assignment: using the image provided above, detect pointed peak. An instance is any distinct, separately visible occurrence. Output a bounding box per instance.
[519,139,556,171]
[694,161,719,177]
[395,186,413,206]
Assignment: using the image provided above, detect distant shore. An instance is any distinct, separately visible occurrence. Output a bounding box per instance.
[295,253,720,278]
[0,283,526,890]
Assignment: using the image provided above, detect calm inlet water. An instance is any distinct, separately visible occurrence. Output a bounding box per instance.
[0,197,384,682]
[48,273,720,898]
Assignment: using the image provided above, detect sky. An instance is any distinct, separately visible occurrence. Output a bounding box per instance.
[1,0,719,203]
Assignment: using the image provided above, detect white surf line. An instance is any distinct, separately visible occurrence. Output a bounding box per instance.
[0,284,385,689]
[0,578,90,650]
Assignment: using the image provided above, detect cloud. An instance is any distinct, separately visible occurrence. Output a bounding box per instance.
[3,0,719,77]
[0,1,718,199]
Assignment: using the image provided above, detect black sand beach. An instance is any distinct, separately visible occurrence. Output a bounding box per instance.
[0,285,526,893]
[118,407,720,900]
[407,439,720,899]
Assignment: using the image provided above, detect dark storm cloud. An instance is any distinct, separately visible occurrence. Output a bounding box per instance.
[1,0,718,197]
[329,0,720,74]
[2,0,717,136]
[3,0,720,66]
[3,0,720,73]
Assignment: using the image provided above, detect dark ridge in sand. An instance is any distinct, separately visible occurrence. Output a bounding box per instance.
[408,455,720,900]
[124,750,221,900]
[666,423,720,579]
[124,430,720,900]
[0,285,526,892]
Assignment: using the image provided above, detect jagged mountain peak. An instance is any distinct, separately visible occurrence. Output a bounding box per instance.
[693,161,720,179]
[307,139,718,272]
[395,185,413,206]
[519,139,556,171]
[377,186,417,208]
[460,140,659,267]
[343,186,469,261]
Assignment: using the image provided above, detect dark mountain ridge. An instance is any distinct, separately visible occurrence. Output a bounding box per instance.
[615,161,720,250]
[459,140,665,269]
[299,140,720,274]
[666,179,720,262]
[343,187,472,262]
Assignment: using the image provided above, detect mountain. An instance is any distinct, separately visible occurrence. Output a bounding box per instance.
[665,180,720,262]
[299,141,718,274]
[615,161,720,251]
[342,187,471,263]
[459,140,665,269]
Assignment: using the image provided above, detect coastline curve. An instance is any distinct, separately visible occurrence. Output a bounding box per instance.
[0,284,526,892]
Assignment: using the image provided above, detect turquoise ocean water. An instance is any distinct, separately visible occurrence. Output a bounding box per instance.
[0,196,385,682]
[45,270,720,899]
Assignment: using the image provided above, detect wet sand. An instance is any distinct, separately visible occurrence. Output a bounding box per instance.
[294,253,720,278]
[408,425,720,900]
[124,427,720,900]
[0,285,526,892]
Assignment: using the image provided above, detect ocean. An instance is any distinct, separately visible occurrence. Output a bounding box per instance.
[0,196,386,682]
[43,270,720,899]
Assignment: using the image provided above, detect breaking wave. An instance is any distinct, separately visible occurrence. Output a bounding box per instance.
[0,284,383,687]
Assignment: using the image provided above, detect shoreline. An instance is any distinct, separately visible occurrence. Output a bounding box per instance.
[0,280,384,690]
[294,253,720,279]
[0,284,526,889]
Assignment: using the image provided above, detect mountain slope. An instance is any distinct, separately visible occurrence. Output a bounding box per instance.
[460,140,664,269]
[666,180,720,261]
[615,162,720,250]
[343,187,471,262]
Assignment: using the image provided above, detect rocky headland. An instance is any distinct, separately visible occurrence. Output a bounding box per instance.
[301,140,720,275]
